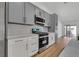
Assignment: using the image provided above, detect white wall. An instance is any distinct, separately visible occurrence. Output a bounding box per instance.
[8,24,48,38]
[8,24,33,37]
[77,24,79,36]
[58,20,63,38]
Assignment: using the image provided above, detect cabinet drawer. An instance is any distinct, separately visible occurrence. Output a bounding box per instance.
[29,38,38,45]
[30,36,38,39]
[28,36,38,42]
[8,38,27,46]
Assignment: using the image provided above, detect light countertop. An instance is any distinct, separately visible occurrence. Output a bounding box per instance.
[7,34,38,40]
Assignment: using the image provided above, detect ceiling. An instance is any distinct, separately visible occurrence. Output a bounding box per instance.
[31,2,63,14]
[31,2,79,25]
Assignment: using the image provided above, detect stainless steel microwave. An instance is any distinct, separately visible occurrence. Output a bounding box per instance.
[35,15,45,26]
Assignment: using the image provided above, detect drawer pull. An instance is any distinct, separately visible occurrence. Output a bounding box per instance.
[15,40,23,42]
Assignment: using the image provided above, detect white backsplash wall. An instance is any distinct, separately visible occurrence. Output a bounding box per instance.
[8,24,33,37]
[43,27,48,32]
[8,24,48,37]
[57,20,62,38]
[33,25,48,32]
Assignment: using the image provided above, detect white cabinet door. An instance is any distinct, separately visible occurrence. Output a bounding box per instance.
[8,38,27,57]
[9,2,24,23]
[48,33,55,46]
[10,44,25,57]
[28,36,38,56]
[25,2,35,25]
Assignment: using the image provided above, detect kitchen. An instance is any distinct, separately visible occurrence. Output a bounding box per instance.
[0,2,63,57]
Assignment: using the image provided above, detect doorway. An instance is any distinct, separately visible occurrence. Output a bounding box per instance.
[65,25,77,39]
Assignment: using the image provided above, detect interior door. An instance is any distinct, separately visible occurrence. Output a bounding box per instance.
[70,26,77,39]
[65,25,77,39]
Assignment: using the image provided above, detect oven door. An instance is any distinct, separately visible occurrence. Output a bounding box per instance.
[39,37,48,49]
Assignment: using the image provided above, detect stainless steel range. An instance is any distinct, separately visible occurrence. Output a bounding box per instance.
[32,28,49,53]
[39,32,49,53]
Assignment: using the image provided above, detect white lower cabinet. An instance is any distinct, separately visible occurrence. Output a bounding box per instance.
[8,35,38,57]
[8,38,27,57]
[48,33,55,46]
[28,36,38,56]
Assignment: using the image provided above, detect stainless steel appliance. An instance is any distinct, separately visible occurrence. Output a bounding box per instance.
[32,28,49,53]
[39,32,48,53]
[35,15,45,26]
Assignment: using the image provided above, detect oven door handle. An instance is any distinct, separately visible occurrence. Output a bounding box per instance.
[39,36,48,38]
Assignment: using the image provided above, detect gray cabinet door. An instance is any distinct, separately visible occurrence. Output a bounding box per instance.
[48,14,51,26]
[35,8,39,17]
[41,10,45,19]
[44,12,50,26]
[35,7,46,19]
[25,3,35,25]
[49,13,58,32]
[35,7,42,18]
[9,2,24,23]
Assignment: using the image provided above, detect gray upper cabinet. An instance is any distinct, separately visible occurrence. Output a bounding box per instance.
[8,2,51,26]
[48,14,51,26]
[41,10,45,19]
[9,2,25,23]
[35,7,42,18]
[35,8,41,17]
[48,13,58,32]
[25,3,35,25]
[44,12,50,26]
[35,7,51,26]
